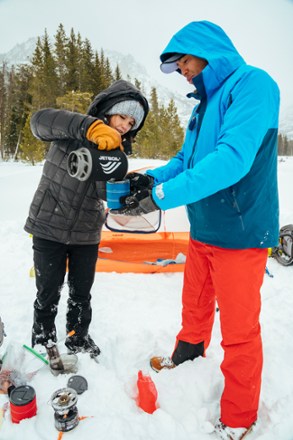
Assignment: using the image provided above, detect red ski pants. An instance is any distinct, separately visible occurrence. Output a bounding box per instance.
[176,238,268,428]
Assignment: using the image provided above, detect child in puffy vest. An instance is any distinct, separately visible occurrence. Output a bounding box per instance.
[24,80,148,356]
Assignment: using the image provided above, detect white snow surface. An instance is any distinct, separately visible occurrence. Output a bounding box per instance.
[0,157,293,440]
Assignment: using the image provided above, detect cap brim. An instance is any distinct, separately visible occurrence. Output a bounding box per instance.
[160,53,184,74]
[160,61,179,74]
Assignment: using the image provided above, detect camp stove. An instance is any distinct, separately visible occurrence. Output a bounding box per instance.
[50,387,79,432]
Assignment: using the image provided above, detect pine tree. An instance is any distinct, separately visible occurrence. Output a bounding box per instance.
[56,90,92,113]
[76,32,84,90]
[283,135,289,156]
[91,52,104,95]
[136,87,161,158]
[150,87,159,116]
[277,133,293,156]
[134,78,142,91]
[114,65,122,81]
[29,37,44,109]
[98,50,107,90]
[0,63,7,159]
[19,113,45,165]
[104,58,114,88]
[5,64,33,158]
[135,110,157,158]
[54,23,68,96]
[64,28,79,91]
[29,30,58,109]
[79,38,94,93]
[161,98,184,158]
[41,30,58,106]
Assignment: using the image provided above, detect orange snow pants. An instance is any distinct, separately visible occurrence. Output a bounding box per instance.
[175,238,268,428]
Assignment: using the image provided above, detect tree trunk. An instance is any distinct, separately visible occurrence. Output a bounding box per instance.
[13,132,21,161]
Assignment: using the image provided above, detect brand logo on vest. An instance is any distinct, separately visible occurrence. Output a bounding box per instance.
[100,160,122,175]
[99,156,120,161]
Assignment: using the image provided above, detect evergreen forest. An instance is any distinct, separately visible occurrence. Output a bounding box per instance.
[0,24,292,164]
[0,24,184,164]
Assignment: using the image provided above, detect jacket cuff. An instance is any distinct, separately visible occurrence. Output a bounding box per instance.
[151,184,165,210]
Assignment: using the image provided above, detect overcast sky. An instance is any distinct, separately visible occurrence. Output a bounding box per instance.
[0,0,293,110]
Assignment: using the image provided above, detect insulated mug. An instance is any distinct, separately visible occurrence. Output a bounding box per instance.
[106,179,130,209]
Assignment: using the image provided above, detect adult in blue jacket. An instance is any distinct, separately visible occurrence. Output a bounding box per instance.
[116,21,280,439]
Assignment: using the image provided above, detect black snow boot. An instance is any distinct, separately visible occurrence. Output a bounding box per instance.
[65,334,101,357]
[171,340,204,366]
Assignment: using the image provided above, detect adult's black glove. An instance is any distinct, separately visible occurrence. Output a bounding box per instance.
[111,188,159,216]
[126,172,154,192]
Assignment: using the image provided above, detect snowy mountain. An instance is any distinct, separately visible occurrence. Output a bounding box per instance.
[0,38,36,66]
[1,38,292,138]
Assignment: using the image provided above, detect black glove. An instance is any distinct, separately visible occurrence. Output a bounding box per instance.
[126,172,154,192]
[111,189,159,216]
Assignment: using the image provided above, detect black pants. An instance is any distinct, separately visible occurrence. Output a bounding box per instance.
[32,237,98,346]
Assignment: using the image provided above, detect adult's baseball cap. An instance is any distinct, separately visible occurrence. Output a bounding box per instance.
[160,53,186,74]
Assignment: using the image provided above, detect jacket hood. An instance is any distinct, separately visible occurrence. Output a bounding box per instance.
[160,21,245,93]
[87,80,149,138]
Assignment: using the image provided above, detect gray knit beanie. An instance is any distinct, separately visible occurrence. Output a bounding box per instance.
[106,100,145,130]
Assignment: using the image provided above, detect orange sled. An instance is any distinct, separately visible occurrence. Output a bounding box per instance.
[97,231,189,273]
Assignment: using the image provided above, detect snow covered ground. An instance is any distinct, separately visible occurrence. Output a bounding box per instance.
[0,157,293,440]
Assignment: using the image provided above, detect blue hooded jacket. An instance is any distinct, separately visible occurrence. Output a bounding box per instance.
[148,21,280,249]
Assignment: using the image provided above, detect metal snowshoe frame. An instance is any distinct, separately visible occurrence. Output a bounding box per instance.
[272,224,293,266]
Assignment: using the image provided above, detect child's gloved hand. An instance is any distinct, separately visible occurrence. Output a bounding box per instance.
[86,120,123,151]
